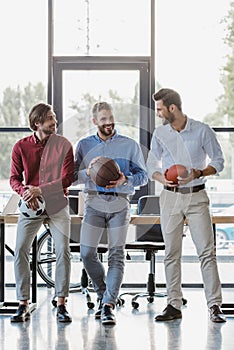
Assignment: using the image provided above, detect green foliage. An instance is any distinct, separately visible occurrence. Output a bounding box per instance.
[212,2,234,126]
[203,2,234,180]
[68,83,140,142]
[0,82,46,180]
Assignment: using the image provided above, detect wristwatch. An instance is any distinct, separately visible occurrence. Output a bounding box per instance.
[123,176,128,186]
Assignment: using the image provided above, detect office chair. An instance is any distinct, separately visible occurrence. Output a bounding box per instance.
[119,195,187,309]
[118,195,166,309]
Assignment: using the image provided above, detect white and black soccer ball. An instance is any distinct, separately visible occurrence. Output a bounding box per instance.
[18,197,46,218]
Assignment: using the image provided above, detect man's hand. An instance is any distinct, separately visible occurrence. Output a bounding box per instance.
[23,185,41,202]
[152,171,178,187]
[86,156,101,176]
[177,168,201,185]
[106,171,127,189]
[26,197,40,211]
[164,179,178,187]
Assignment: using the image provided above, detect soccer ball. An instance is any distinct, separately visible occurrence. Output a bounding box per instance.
[18,197,46,218]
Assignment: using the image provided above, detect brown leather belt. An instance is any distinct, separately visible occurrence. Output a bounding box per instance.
[164,184,205,194]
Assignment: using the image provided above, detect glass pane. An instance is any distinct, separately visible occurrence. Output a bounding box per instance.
[206,132,234,195]
[54,0,150,56]
[61,70,140,146]
[0,1,47,127]
[0,132,31,193]
[156,0,233,126]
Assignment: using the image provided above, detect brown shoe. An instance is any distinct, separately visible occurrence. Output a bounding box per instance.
[155,304,182,321]
[209,305,226,323]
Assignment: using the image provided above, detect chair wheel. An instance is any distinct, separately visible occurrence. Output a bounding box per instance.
[87,302,95,309]
[52,299,57,307]
[147,296,154,303]
[116,298,125,307]
[132,301,139,309]
[182,298,187,306]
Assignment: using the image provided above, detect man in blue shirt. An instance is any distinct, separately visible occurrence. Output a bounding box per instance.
[74,101,147,325]
[147,88,226,323]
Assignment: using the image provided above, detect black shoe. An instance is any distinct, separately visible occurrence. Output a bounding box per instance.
[95,299,103,320]
[155,304,182,321]
[209,305,226,323]
[11,305,30,323]
[57,305,72,323]
[101,305,116,325]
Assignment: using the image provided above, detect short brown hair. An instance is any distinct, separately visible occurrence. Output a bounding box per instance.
[29,103,53,131]
[92,102,112,119]
[152,88,182,111]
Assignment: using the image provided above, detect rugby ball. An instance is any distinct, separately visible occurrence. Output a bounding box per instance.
[164,164,188,184]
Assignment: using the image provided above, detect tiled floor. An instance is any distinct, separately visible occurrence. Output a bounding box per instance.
[0,287,234,350]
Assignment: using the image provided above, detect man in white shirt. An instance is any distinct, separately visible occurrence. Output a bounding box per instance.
[147,88,226,323]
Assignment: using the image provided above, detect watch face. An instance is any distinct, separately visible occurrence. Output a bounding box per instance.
[123,176,128,186]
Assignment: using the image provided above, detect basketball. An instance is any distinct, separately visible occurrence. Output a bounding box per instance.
[89,157,120,187]
[18,196,46,218]
[164,164,188,184]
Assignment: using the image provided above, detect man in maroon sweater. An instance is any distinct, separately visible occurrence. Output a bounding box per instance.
[10,103,74,323]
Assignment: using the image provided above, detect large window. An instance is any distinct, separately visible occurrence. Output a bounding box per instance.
[53,0,151,56]
[154,0,234,287]
[0,0,234,287]
[0,0,47,192]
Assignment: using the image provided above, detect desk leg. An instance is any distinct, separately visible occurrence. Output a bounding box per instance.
[213,223,216,248]
[213,223,234,314]
[0,222,5,303]
[31,236,37,304]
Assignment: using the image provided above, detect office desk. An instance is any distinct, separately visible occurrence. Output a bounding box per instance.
[1,214,234,314]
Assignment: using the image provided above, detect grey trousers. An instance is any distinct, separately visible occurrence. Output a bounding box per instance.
[80,194,130,306]
[14,206,71,301]
[160,189,222,310]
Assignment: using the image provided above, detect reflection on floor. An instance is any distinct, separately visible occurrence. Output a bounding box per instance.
[0,287,234,350]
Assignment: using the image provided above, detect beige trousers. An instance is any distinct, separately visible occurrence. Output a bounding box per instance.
[160,189,222,310]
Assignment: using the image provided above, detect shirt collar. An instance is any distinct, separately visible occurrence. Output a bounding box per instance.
[33,132,50,145]
[33,132,40,144]
[183,116,191,131]
[168,115,191,133]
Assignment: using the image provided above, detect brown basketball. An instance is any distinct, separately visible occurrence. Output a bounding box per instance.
[89,157,120,187]
[164,164,188,184]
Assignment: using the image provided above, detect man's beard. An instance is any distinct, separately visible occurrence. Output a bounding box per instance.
[41,127,56,135]
[164,112,175,125]
[162,118,169,125]
[98,123,115,137]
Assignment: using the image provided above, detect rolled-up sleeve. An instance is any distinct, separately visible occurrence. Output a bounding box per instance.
[204,127,224,175]
[146,130,163,180]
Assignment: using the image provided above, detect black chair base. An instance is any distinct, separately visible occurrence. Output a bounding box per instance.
[119,270,167,309]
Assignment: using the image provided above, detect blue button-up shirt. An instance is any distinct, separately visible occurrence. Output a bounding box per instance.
[146,117,224,187]
[74,130,148,194]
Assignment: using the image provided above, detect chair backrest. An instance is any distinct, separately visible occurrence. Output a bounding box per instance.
[137,195,161,215]
[136,195,164,242]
